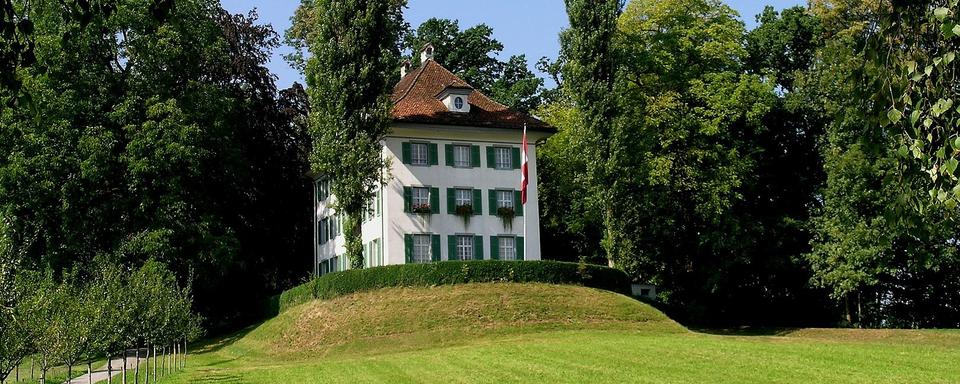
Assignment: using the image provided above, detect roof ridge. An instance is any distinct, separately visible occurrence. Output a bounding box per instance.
[394,59,430,105]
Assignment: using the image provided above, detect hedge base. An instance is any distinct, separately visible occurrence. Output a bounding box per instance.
[279,260,631,312]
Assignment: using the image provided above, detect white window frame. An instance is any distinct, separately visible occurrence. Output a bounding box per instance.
[413,234,432,264]
[499,236,517,261]
[455,188,472,207]
[453,144,472,168]
[456,235,473,261]
[412,187,430,208]
[410,142,429,166]
[496,190,514,210]
[494,147,512,169]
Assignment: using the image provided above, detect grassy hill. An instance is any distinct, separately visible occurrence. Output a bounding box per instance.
[157,283,960,383]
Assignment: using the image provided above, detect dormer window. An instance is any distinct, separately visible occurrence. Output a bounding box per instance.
[438,86,472,113]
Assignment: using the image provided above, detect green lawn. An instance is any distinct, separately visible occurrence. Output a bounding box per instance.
[154,283,960,384]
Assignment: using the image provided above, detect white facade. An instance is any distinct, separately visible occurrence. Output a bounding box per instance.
[313,123,551,276]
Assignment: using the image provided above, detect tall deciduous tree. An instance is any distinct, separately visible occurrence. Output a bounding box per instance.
[560,0,625,267]
[805,0,960,327]
[288,0,406,269]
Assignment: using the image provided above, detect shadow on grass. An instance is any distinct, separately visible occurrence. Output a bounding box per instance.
[690,327,803,337]
[190,320,264,355]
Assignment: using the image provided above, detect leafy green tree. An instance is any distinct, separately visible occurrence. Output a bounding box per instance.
[1,0,312,330]
[746,6,824,91]
[872,2,960,209]
[560,0,625,266]
[0,227,29,382]
[16,269,69,384]
[804,0,960,327]
[288,0,406,269]
[489,55,544,114]
[541,0,836,325]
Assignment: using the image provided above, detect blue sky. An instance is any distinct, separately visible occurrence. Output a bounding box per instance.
[220,0,806,89]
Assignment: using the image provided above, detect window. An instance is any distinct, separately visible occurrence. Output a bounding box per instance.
[455,235,473,261]
[494,147,512,169]
[410,142,429,166]
[317,179,330,201]
[496,190,514,210]
[453,145,471,168]
[454,96,464,110]
[412,187,430,209]
[455,188,473,207]
[499,236,517,260]
[413,234,432,264]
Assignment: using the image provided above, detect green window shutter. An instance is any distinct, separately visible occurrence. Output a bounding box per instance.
[471,145,481,168]
[429,143,439,166]
[512,147,521,169]
[404,234,413,264]
[486,146,495,169]
[402,142,411,164]
[445,144,454,166]
[473,189,482,216]
[447,188,456,214]
[448,235,457,261]
[431,234,441,262]
[403,186,412,213]
[490,236,500,260]
[474,235,484,260]
[488,190,497,215]
[514,190,523,216]
[431,187,440,214]
[516,236,525,261]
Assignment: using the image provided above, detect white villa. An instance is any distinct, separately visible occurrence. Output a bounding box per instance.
[313,45,555,276]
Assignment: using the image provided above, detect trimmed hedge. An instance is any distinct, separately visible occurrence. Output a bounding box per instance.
[279,260,631,312]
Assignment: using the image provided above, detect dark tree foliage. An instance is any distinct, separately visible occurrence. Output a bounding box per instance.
[0,1,312,333]
[746,6,824,91]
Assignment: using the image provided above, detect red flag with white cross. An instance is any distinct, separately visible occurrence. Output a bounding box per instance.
[521,124,528,205]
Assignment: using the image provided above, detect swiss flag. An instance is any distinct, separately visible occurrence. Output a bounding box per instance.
[521,124,528,205]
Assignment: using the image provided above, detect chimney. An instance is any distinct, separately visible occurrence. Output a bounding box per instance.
[400,60,411,78]
[420,43,435,63]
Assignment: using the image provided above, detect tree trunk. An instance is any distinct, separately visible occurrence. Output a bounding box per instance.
[135,348,140,384]
[182,339,187,369]
[88,361,92,384]
[144,346,149,384]
[107,356,112,384]
[152,346,156,384]
[68,364,73,383]
[30,356,34,380]
[123,350,128,384]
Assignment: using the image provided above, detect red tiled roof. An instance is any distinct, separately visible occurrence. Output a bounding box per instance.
[391,60,553,131]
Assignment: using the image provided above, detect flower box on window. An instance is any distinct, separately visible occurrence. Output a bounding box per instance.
[455,204,474,226]
[497,206,515,230]
[412,204,433,215]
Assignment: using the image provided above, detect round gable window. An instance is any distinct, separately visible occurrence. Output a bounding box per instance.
[454,96,464,110]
